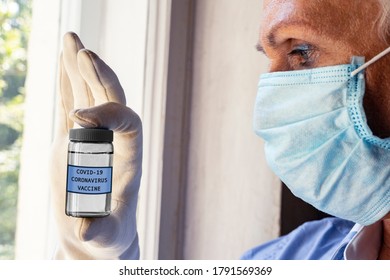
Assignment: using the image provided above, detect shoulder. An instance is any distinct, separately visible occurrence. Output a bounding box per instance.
[241,217,354,260]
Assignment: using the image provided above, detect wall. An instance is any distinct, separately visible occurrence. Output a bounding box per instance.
[183,0,281,259]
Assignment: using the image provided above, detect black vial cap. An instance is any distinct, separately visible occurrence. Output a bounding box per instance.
[69,128,113,142]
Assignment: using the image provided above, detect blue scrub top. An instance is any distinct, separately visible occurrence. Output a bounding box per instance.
[240,217,357,260]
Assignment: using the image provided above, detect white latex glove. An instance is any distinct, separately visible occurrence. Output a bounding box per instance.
[50,32,141,259]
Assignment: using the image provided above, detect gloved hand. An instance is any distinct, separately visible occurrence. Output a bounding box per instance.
[50,32,142,259]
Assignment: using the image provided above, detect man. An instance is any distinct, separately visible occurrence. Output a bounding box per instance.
[241,0,390,259]
[51,0,390,259]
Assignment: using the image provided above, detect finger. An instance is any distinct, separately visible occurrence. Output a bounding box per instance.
[77,49,126,106]
[63,32,94,109]
[75,201,139,257]
[69,102,142,175]
[69,102,141,134]
[54,53,74,137]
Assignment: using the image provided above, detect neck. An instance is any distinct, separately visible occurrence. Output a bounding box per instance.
[378,217,390,260]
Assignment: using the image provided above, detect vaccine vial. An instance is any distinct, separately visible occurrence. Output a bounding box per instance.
[66,128,114,217]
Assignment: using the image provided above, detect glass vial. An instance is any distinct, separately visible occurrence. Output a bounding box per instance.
[66,128,114,217]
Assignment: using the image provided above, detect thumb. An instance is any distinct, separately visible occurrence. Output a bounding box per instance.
[69,102,142,134]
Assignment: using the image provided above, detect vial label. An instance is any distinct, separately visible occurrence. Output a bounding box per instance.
[66,165,112,195]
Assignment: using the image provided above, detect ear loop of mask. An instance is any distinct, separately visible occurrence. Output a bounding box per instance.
[351,46,390,77]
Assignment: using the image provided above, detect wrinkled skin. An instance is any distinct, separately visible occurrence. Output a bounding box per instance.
[260,0,390,259]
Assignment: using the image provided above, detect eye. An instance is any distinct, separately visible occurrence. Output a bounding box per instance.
[287,44,317,69]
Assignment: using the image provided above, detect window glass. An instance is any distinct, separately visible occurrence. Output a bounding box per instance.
[0,0,32,260]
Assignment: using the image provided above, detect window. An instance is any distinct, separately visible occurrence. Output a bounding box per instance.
[10,0,280,260]
[0,0,32,260]
[14,0,154,259]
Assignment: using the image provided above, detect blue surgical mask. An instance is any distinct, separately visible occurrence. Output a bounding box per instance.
[254,48,390,226]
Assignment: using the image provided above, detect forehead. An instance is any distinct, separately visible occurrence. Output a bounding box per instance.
[261,0,380,44]
[263,0,375,18]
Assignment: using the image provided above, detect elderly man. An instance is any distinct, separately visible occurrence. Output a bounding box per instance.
[51,0,390,259]
[242,0,390,260]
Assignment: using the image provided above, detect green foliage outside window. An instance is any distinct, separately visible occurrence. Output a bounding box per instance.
[0,0,32,259]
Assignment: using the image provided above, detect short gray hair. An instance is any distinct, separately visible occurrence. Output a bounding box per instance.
[378,0,390,42]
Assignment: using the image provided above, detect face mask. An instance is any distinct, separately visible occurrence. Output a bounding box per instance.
[254,47,390,225]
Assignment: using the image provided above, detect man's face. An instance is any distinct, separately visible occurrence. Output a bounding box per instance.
[259,0,390,137]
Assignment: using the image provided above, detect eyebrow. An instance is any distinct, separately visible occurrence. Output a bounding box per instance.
[255,31,277,55]
[256,18,321,58]
[255,42,265,54]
